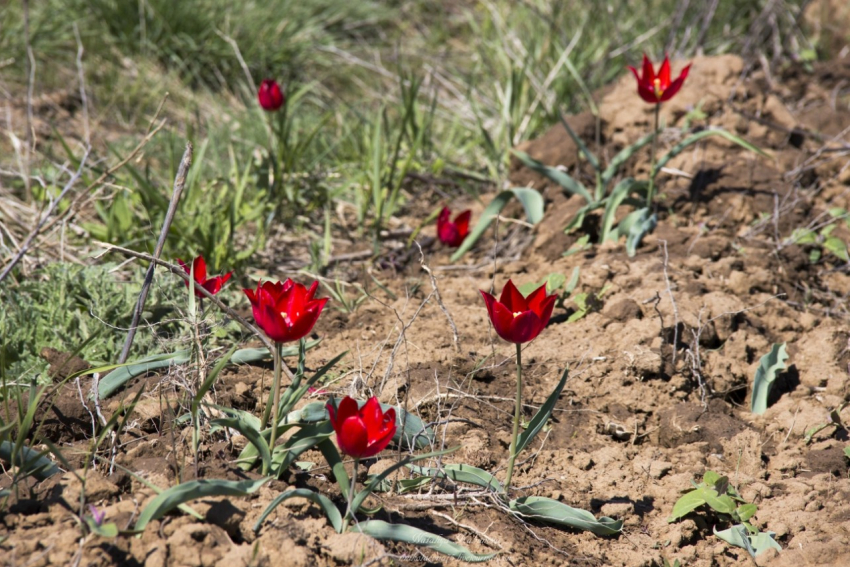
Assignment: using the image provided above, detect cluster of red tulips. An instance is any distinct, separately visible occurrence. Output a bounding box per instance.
[179,53,688,493]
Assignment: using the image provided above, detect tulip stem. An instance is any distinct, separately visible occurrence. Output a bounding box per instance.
[647,103,661,208]
[504,342,523,494]
[266,342,283,474]
[345,458,359,529]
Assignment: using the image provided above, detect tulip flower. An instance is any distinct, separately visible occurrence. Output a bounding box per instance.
[243,278,327,465]
[177,256,232,298]
[480,279,557,494]
[258,79,285,111]
[479,280,557,345]
[437,206,471,247]
[627,54,691,207]
[243,279,328,344]
[327,396,396,525]
[327,396,396,460]
[627,54,690,105]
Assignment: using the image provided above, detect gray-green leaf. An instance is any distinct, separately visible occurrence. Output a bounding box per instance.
[350,520,498,562]
[509,496,623,536]
[751,343,789,415]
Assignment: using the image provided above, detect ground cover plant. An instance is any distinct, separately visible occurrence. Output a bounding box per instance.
[3,0,850,565]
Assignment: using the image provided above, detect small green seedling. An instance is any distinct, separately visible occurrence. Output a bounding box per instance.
[750,343,788,415]
[786,207,850,263]
[669,471,780,558]
[805,401,849,444]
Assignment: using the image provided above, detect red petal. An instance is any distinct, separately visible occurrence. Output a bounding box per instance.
[524,283,549,316]
[305,280,320,301]
[658,56,671,89]
[507,310,544,344]
[437,206,451,231]
[641,53,655,83]
[192,256,207,283]
[454,210,471,239]
[360,397,384,443]
[364,411,396,458]
[491,301,521,342]
[257,303,290,343]
[335,396,360,430]
[660,63,690,102]
[243,286,258,304]
[499,280,528,313]
[537,294,557,328]
[337,415,369,458]
[637,83,660,104]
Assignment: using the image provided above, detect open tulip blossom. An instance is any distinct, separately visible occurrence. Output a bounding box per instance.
[437,206,471,248]
[627,54,691,208]
[243,279,327,345]
[177,255,232,298]
[627,54,690,105]
[258,78,285,111]
[327,396,396,523]
[480,279,557,493]
[327,396,396,460]
[480,279,557,345]
[244,278,327,461]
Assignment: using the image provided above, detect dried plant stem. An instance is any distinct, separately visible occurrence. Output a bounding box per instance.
[118,143,193,363]
[504,342,523,494]
[647,103,661,208]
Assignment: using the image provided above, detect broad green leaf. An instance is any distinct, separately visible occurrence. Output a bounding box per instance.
[211,416,271,475]
[351,520,498,562]
[318,439,350,500]
[0,441,61,480]
[135,478,268,533]
[737,503,758,522]
[86,519,119,538]
[702,489,736,515]
[653,129,770,177]
[516,367,569,454]
[713,525,781,557]
[409,463,503,493]
[750,343,789,415]
[509,496,623,536]
[823,236,849,262]
[668,489,707,522]
[450,188,545,262]
[703,470,723,486]
[625,208,657,257]
[512,150,593,203]
[254,488,342,534]
[518,273,566,296]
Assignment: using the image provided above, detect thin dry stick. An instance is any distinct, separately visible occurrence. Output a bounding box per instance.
[118,143,193,363]
[23,0,34,202]
[0,148,91,283]
[418,244,460,352]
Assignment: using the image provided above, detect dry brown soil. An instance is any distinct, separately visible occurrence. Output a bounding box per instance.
[4,53,850,567]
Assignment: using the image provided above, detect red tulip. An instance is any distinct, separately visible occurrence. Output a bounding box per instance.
[177,256,232,298]
[628,54,691,104]
[437,206,471,247]
[327,396,396,459]
[480,280,557,344]
[258,79,285,111]
[243,279,328,343]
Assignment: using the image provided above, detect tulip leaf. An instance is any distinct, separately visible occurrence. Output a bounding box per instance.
[318,438,350,500]
[601,130,656,188]
[653,129,770,178]
[509,496,623,536]
[134,477,269,533]
[350,520,499,562]
[350,447,458,514]
[599,177,640,243]
[557,113,600,172]
[210,416,271,475]
[624,207,657,257]
[511,150,593,203]
[0,440,62,481]
[713,524,781,557]
[254,488,343,534]
[97,342,319,399]
[450,188,544,262]
[751,343,789,415]
[516,367,569,455]
[408,463,503,493]
[271,422,333,478]
[668,488,708,522]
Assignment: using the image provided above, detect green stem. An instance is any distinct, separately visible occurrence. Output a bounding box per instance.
[343,458,359,531]
[646,103,661,208]
[261,342,283,480]
[504,342,523,494]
